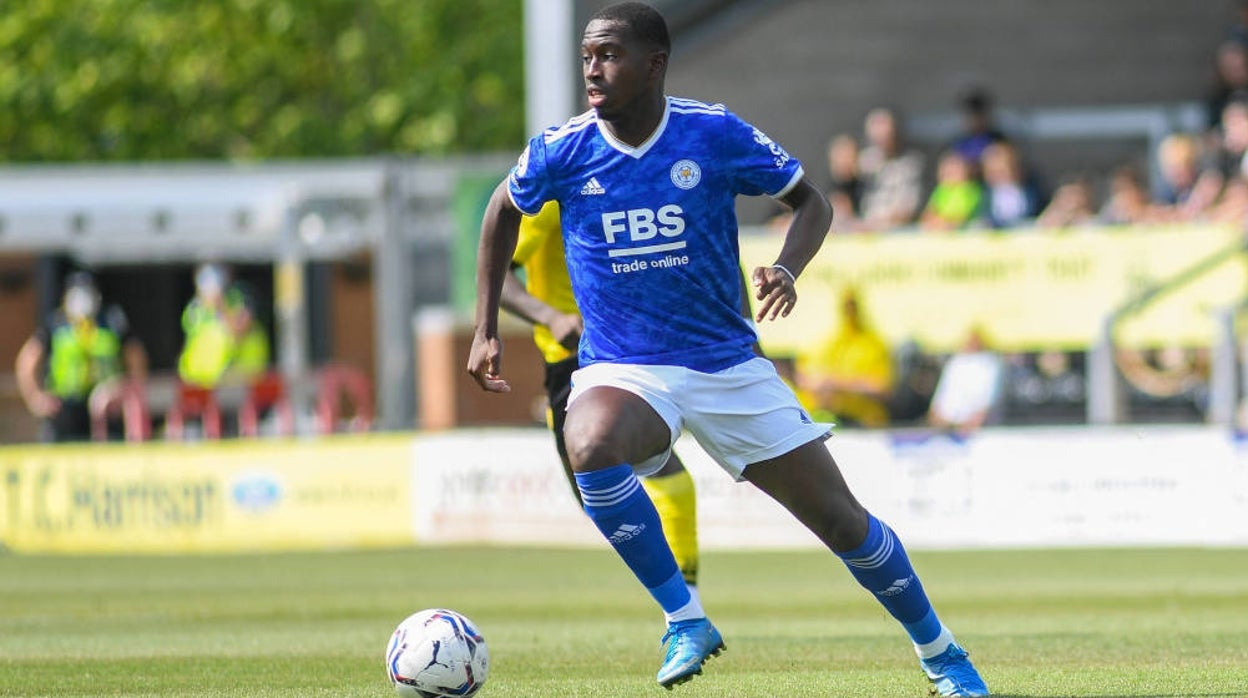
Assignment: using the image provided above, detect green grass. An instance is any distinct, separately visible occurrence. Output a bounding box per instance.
[2,546,1247,697]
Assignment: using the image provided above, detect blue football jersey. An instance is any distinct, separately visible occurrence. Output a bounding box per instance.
[508,96,804,372]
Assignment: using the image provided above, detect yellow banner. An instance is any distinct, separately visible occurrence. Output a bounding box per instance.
[741,225,1247,354]
[0,435,413,553]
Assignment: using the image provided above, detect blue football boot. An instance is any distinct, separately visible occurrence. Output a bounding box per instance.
[920,642,990,697]
[656,618,725,689]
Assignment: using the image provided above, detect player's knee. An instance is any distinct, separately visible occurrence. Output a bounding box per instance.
[563,421,629,473]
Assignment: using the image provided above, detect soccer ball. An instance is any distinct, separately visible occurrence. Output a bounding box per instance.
[385,608,490,697]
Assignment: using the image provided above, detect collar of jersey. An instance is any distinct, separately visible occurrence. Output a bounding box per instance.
[595,96,671,159]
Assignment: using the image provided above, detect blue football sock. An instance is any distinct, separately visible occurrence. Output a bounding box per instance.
[576,464,692,616]
[836,513,944,646]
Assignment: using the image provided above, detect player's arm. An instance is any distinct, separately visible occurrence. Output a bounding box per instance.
[751,177,833,321]
[500,266,582,352]
[467,179,524,392]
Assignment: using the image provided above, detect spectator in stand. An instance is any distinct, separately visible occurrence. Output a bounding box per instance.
[1209,98,1248,179]
[1153,133,1221,221]
[927,326,1004,436]
[1208,174,1248,226]
[949,87,1008,175]
[1099,165,1156,225]
[15,271,148,442]
[920,150,984,231]
[795,287,895,428]
[1206,40,1248,131]
[1228,0,1248,48]
[825,132,864,229]
[1191,97,1248,212]
[857,107,926,231]
[981,141,1042,229]
[1037,175,1097,229]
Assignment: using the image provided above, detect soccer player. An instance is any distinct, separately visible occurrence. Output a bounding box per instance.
[466,3,990,695]
[501,200,701,588]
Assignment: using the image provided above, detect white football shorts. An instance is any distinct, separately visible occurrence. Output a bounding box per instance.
[567,356,833,480]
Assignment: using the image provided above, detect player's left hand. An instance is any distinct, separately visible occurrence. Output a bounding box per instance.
[466,332,511,393]
[751,265,797,321]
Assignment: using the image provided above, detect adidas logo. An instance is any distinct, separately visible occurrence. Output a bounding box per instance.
[580,177,606,195]
[608,522,645,544]
[878,575,914,597]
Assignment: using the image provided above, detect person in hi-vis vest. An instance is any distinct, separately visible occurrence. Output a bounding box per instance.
[15,271,147,442]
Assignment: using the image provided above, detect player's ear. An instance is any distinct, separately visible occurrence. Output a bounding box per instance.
[648,50,668,79]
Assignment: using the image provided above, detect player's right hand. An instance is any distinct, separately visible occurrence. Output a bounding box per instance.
[466,333,511,393]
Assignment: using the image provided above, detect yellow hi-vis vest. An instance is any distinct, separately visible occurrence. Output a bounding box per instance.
[46,321,122,399]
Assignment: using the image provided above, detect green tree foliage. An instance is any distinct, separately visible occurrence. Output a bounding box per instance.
[0,0,524,161]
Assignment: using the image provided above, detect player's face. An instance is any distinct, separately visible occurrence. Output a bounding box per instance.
[581,20,660,118]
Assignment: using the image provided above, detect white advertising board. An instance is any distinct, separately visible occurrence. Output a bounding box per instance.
[411,426,1248,550]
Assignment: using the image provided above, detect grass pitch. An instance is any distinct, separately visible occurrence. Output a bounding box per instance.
[1,546,1246,697]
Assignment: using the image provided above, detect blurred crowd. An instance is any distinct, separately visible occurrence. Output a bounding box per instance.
[772,5,1248,238]
[780,11,1248,433]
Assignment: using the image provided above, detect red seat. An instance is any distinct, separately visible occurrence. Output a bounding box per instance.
[165,383,221,440]
[238,372,295,437]
[316,364,373,434]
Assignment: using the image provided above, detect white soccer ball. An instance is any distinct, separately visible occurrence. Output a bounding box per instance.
[385,608,490,698]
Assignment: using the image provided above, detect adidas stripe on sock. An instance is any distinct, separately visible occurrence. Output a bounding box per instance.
[576,464,696,619]
[837,513,944,647]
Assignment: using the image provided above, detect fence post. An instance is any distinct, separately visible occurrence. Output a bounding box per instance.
[1087,317,1125,425]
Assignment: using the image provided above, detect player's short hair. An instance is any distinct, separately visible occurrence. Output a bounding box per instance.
[590,2,671,54]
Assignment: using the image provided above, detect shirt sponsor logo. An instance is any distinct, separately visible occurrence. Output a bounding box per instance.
[601,205,686,251]
[752,128,791,168]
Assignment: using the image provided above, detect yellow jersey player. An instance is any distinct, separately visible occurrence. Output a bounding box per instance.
[501,200,700,588]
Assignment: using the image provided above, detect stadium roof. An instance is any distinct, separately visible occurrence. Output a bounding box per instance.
[0,160,390,264]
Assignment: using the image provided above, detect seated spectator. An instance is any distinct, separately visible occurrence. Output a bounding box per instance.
[920,150,985,231]
[1207,173,1248,226]
[795,288,895,428]
[825,132,864,228]
[1098,165,1157,225]
[1206,40,1248,131]
[927,327,1004,435]
[949,86,1009,174]
[857,107,926,231]
[1190,97,1248,215]
[1209,98,1248,180]
[981,141,1043,229]
[1037,175,1098,229]
[1153,133,1220,220]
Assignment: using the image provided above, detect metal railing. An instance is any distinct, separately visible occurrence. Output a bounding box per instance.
[1086,236,1248,425]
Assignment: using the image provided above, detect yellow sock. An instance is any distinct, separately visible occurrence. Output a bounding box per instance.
[640,469,700,586]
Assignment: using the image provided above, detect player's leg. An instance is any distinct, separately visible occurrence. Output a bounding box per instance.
[639,452,700,587]
[553,357,701,588]
[564,377,722,688]
[544,357,582,505]
[743,442,988,697]
[564,385,697,619]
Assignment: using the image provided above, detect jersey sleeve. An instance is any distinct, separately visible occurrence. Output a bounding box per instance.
[722,111,805,199]
[507,134,556,216]
[513,200,559,266]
